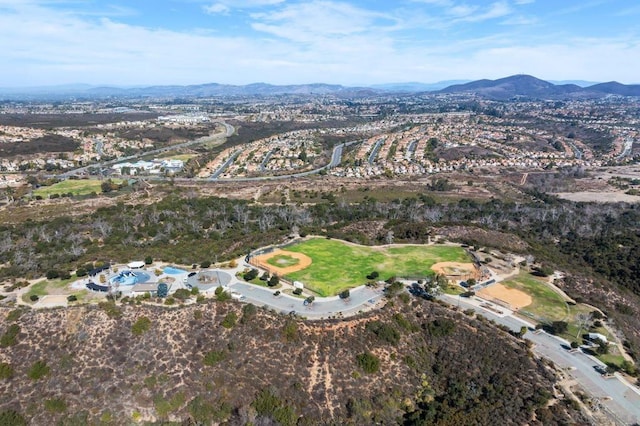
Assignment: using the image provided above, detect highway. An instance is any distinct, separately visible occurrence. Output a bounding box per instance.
[56,121,234,178]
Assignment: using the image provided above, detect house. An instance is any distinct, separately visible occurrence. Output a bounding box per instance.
[131,283,159,297]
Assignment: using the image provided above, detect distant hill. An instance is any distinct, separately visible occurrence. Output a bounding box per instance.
[438,75,640,99]
[2,76,639,100]
[370,80,471,92]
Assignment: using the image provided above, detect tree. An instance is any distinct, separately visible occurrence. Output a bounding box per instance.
[101,181,113,193]
[339,289,350,299]
[268,274,279,287]
[548,321,568,335]
[144,256,153,265]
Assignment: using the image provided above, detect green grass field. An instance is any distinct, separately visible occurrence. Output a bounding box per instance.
[33,179,123,197]
[266,255,300,268]
[284,238,470,296]
[502,272,568,321]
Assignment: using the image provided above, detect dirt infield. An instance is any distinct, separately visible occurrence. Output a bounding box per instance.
[431,262,478,279]
[253,249,313,276]
[478,283,532,309]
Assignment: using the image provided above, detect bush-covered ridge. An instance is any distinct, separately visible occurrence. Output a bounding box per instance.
[0,300,585,425]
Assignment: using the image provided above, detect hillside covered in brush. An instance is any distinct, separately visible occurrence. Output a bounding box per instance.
[0,298,586,425]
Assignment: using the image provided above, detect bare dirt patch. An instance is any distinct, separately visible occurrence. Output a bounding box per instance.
[431,262,478,280]
[253,249,312,275]
[478,283,532,310]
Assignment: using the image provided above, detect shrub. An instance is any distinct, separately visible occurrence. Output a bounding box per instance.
[200,261,211,268]
[547,321,568,335]
[0,324,20,347]
[28,360,50,380]
[30,294,39,302]
[164,297,175,306]
[0,410,26,426]
[283,319,298,342]
[173,288,191,301]
[144,256,153,265]
[366,320,400,345]
[241,304,257,324]
[221,312,237,329]
[356,351,380,374]
[132,316,152,336]
[203,350,226,366]
[428,318,456,337]
[44,398,67,413]
[6,309,23,322]
[0,362,14,379]
[292,288,302,296]
[366,271,379,280]
[98,301,122,318]
[228,260,237,268]
[188,395,231,424]
[67,295,78,302]
[339,289,350,299]
[46,270,60,280]
[216,290,231,302]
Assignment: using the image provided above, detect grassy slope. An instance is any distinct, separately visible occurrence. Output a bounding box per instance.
[285,238,470,296]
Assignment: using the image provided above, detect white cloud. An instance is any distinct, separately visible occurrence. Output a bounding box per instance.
[0,0,638,86]
[204,3,229,14]
[203,0,285,14]
[250,1,397,42]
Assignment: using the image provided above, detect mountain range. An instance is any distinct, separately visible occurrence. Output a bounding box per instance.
[1,75,639,100]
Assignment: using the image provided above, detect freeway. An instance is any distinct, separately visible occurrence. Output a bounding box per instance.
[443,294,640,425]
[56,121,234,178]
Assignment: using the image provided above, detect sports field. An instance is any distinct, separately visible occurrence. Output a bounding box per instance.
[282,238,471,296]
[501,272,568,320]
[33,179,123,197]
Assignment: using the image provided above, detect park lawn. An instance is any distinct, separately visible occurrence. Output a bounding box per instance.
[22,276,79,303]
[502,272,568,322]
[33,179,123,197]
[596,352,627,369]
[285,238,470,296]
[266,254,300,268]
[158,153,197,162]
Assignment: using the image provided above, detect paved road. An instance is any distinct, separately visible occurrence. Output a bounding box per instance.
[566,140,583,160]
[444,294,640,425]
[56,121,233,178]
[259,150,273,171]
[209,149,242,179]
[368,138,384,164]
[229,280,384,319]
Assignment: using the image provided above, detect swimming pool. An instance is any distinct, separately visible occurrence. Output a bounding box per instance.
[109,270,151,286]
[164,266,188,275]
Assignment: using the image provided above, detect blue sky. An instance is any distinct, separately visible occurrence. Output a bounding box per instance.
[0,0,639,87]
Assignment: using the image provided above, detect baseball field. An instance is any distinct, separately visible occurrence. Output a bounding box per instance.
[254,237,472,296]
